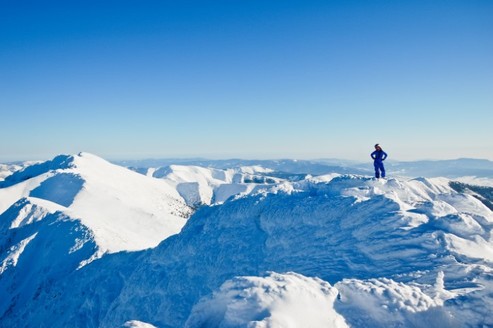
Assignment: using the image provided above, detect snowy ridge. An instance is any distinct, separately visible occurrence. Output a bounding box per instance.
[0,205,98,320]
[1,172,491,327]
[153,164,281,206]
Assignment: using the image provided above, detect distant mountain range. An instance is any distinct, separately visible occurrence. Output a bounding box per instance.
[116,157,493,179]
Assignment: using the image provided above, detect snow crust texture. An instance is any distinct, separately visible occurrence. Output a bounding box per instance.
[185,272,349,328]
[1,154,493,328]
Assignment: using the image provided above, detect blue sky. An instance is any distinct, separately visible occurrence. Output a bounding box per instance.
[1,0,492,161]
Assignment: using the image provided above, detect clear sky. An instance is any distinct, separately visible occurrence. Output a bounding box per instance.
[1,0,492,162]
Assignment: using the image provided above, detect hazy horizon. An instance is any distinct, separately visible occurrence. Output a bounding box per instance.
[2,151,493,165]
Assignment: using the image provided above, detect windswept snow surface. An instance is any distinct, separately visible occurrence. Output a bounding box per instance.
[123,321,158,328]
[185,272,349,328]
[2,172,492,327]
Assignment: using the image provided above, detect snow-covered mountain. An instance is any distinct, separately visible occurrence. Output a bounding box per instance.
[151,164,285,207]
[123,157,493,209]
[124,160,368,207]
[119,157,493,179]
[1,154,492,327]
[0,153,193,326]
[0,152,191,255]
[122,158,369,177]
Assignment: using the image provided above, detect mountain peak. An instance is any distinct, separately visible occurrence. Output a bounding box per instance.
[0,154,76,188]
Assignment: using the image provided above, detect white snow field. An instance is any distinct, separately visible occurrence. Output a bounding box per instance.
[0,154,492,327]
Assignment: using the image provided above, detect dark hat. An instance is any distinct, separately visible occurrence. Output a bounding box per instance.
[374,144,380,148]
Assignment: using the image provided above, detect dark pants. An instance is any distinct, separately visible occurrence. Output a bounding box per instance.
[374,161,385,178]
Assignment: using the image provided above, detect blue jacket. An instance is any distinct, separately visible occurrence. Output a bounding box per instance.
[371,149,388,162]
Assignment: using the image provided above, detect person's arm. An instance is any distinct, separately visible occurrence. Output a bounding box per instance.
[382,151,388,160]
[371,151,377,159]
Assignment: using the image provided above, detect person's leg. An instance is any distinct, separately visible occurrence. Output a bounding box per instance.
[374,162,380,178]
[380,162,386,178]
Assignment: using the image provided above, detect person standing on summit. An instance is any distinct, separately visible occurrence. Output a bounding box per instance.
[371,144,388,178]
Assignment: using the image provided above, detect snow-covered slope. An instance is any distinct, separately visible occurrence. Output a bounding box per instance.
[152,165,282,207]
[2,173,492,327]
[0,152,193,324]
[125,158,493,210]
[0,152,191,255]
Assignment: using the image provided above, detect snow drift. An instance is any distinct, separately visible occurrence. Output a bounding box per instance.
[185,272,348,328]
[1,167,492,327]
